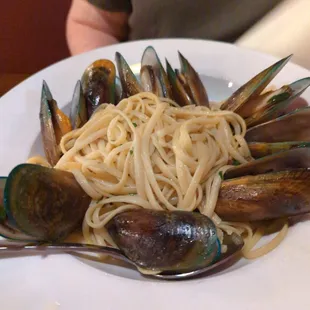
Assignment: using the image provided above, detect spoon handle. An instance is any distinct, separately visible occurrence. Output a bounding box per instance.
[0,241,131,263]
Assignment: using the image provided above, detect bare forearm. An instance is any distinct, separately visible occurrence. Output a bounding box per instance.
[66,0,128,55]
[67,21,118,55]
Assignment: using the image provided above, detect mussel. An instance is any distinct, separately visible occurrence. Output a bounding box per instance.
[82,59,116,117]
[216,169,310,222]
[2,164,91,241]
[140,46,173,98]
[40,81,72,166]
[225,147,310,179]
[220,55,292,112]
[106,209,222,272]
[115,52,142,97]
[70,80,88,129]
[245,107,310,143]
[177,52,209,107]
[115,47,210,106]
[0,176,39,240]
[237,78,310,127]
[166,59,194,106]
[248,141,310,159]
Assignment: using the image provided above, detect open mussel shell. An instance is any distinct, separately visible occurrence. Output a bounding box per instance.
[106,209,221,272]
[82,59,116,117]
[277,97,309,115]
[166,59,194,106]
[225,147,310,179]
[115,76,124,103]
[140,46,173,98]
[216,169,310,222]
[3,164,91,241]
[221,55,292,112]
[238,78,310,127]
[245,106,310,142]
[40,81,61,166]
[249,141,310,158]
[70,80,88,129]
[178,51,209,107]
[115,52,142,97]
[42,81,72,144]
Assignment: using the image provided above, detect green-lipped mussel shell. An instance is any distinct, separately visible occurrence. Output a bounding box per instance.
[166,59,194,106]
[115,52,142,97]
[1,175,40,242]
[216,169,310,222]
[40,81,60,166]
[4,164,91,241]
[277,97,309,116]
[178,51,209,107]
[221,55,292,111]
[82,59,116,117]
[42,80,72,142]
[225,147,310,179]
[157,232,244,278]
[239,78,310,127]
[0,177,40,241]
[115,76,124,103]
[106,209,221,272]
[245,107,310,142]
[141,46,173,98]
[70,80,88,129]
[249,141,310,158]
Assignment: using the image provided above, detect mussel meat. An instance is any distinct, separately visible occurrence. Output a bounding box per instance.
[82,59,116,117]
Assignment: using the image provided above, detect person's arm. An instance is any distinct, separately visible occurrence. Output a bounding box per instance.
[66,0,129,55]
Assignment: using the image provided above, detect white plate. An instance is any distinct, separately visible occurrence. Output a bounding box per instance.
[1,39,310,310]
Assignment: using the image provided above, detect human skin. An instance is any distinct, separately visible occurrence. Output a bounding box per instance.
[66,0,129,55]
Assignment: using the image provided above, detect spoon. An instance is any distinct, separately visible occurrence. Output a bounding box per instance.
[0,233,244,280]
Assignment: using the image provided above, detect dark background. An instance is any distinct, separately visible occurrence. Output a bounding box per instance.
[0,0,71,75]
